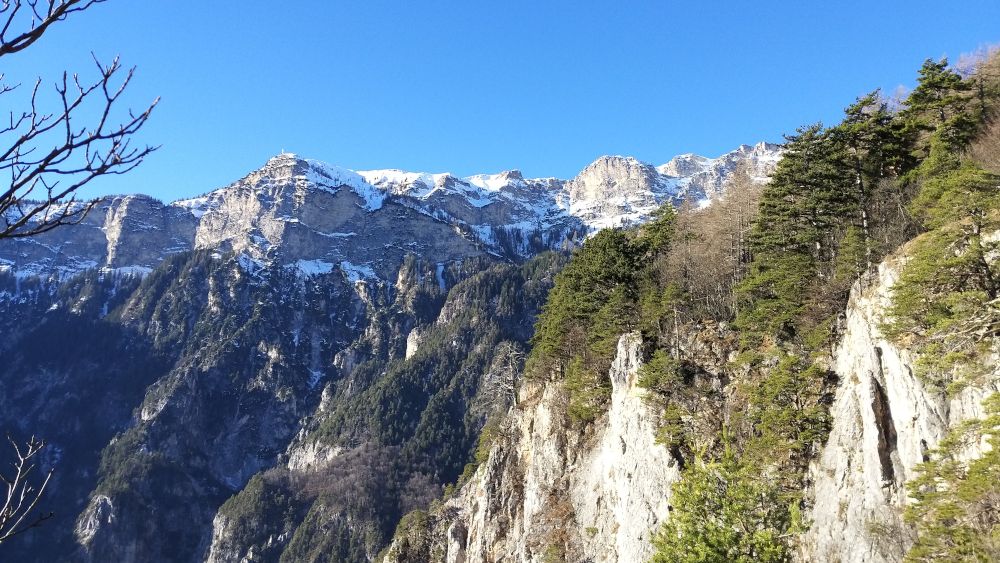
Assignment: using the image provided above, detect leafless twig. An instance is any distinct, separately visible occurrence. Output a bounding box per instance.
[0,0,157,240]
[0,434,54,544]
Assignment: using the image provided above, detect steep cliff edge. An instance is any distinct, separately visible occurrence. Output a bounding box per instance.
[382,237,999,563]
[382,333,682,563]
[802,247,999,562]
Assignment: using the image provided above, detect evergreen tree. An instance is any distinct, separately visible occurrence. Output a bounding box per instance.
[911,152,1000,239]
[527,228,652,422]
[903,58,978,156]
[905,58,970,129]
[529,228,641,370]
[830,91,913,268]
[885,143,1000,390]
[639,204,678,258]
[751,124,851,260]
[736,124,854,340]
[651,443,793,563]
[746,352,832,474]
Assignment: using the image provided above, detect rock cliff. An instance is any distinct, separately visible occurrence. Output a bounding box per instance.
[383,238,999,563]
[801,247,999,562]
[383,334,682,563]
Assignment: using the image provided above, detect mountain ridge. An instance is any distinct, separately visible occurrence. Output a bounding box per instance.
[0,142,781,283]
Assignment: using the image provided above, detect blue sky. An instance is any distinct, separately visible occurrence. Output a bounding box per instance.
[5,0,999,201]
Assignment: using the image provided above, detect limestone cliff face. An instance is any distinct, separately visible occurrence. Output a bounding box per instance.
[566,156,673,229]
[0,194,197,278]
[186,154,485,280]
[801,250,999,562]
[383,333,681,563]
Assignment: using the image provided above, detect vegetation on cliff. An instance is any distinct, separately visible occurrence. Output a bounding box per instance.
[642,51,1000,561]
[384,50,1000,562]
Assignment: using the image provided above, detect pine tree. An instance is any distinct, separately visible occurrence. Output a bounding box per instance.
[526,228,650,422]
[905,58,970,128]
[736,124,855,340]
[529,228,641,370]
[905,394,1000,561]
[830,91,913,268]
[753,125,838,258]
[651,443,793,563]
[903,58,978,156]
[747,352,832,473]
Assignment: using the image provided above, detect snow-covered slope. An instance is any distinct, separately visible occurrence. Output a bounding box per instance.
[0,143,781,282]
[658,141,783,203]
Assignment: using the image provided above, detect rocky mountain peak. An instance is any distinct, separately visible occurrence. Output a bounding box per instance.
[658,153,712,177]
[498,169,523,182]
[564,156,676,229]
[0,143,782,281]
[579,154,655,176]
[265,151,299,164]
[256,151,309,178]
[570,155,663,198]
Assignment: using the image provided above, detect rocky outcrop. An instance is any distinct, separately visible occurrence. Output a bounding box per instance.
[383,333,681,563]
[657,141,782,201]
[0,194,197,279]
[565,156,675,229]
[802,248,1000,562]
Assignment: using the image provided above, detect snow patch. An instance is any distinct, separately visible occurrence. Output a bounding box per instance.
[358,169,450,198]
[236,253,265,275]
[464,171,523,191]
[339,261,377,284]
[294,259,335,276]
[302,159,387,211]
[172,195,214,218]
[106,265,153,278]
[307,369,323,389]
[315,231,357,239]
[435,263,446,291]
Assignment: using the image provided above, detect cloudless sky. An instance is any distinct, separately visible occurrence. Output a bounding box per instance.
[5,0,1000,201]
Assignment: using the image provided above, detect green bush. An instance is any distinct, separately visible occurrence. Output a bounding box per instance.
[651,446,794,563]
[904,393,1000,561]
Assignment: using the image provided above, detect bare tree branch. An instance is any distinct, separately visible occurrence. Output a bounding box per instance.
[0,435,54,544]
[0,0,104,58]
[0,2,156,546]
[0,0,157,240]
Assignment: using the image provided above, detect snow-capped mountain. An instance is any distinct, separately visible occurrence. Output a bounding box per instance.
[0,142,781,282]
[657,141,783,201]
[0,141,782,562]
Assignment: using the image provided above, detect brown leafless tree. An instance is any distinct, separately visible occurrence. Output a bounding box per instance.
[491,341,524,409]
[955,44,1000,124]
[0,0,158,240]
[0,435,53,544]
[658,163,764,324]
[971,119,1000,174]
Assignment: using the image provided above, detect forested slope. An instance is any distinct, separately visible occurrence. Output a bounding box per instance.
[384,51,1000,563]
